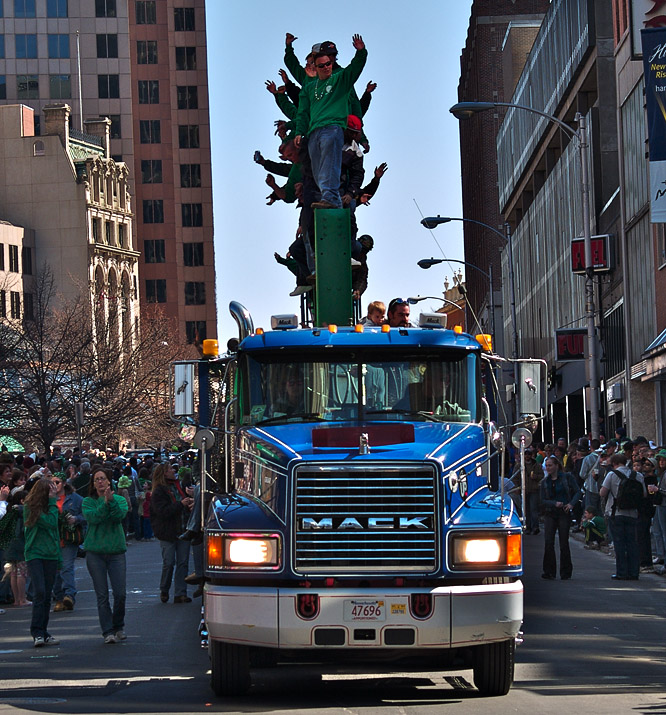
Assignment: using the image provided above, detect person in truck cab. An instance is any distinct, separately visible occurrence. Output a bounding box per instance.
[386,297,415,328]
[273,366,305,416]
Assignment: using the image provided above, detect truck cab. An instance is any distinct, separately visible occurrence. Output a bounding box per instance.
[194,312,529,697]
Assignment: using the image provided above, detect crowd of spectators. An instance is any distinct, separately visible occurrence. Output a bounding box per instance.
[0,446,200,646]
[256,33,388,301]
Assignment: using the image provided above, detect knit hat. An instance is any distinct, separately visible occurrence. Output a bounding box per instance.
[655,449,666,460]
[117,476,131,489]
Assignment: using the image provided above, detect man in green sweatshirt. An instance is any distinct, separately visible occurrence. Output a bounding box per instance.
[294,34,367,209]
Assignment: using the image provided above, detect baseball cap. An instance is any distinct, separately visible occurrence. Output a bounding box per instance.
[317,41,338,57]
[347,114,362,132]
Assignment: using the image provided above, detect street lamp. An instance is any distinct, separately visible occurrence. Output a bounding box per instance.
[407,296,466,328]
[420,215,518,360]
[417,257,494,338]
[449,101,599,440]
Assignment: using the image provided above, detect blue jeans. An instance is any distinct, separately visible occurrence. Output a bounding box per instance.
[53,543,79,602]
[308,124,343,207]
[159,539,190,597]
[86,551,126,636]
[27,558,58,638]
[609,515,639,578]
[525,491,540,532]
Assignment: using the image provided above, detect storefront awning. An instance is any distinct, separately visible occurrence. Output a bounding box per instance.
[641,328,666,381]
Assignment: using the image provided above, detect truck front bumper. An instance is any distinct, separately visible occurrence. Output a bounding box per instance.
[205,581,523,649]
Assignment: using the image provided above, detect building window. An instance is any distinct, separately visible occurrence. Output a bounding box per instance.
[16,34,37,59]
[109,114,121,139]
[143,199,164,224]
[47,34,69,59]
[186,320,206,344]
[118,223,126,248]
[92,217,101,242]
[105,221,113,245]
[0,291,5,318]
[96,34,118,59]
[8,245,19,272]
[23,293,34,320]
[95,0,116,17]
[174,7,195,31]
[14,0,35,18]
[17,75,38,99]
[47,0,68,18]
[136,0,156,24]
[21,247,32,275]
[136,40,157,64]
[0,244,4,269]
[182,203,203,227]
[49,74,71,99]
[183,242,203,266]
[98,74,120,99]
[180,164,201,188]
[141,159,162,184]
[177,85,198,109]
[178,124,199,148]
[10,291,20,319]
[139,119,161,144]
[175,46,196,70]
[0,76,6,100]
[0,36,4,59]
[144,239,165,263]
[145,279,166,303]
[138,79,159,104]
[185,282,205,305]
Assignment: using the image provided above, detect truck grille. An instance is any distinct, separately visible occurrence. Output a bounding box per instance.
[293,465,438,574]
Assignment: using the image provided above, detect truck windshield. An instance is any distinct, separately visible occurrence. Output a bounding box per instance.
[238,349,479,425]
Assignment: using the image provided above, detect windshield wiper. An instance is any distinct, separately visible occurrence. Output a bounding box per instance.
[256,412,326,426]
[364,409,443,422]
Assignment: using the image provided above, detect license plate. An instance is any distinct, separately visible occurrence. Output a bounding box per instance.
[343,599,385,622]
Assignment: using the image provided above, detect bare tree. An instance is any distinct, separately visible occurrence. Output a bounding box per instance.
[0,265,186,454]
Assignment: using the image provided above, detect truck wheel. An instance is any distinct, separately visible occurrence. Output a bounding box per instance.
[210,640,251,696]
[472,639,514,696]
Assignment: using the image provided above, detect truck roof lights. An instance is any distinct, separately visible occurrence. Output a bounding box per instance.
[381,324,390,333]
[328,324,338,334]
[202,339,219,358]
[476,334,493,352]
[354,323,364,332]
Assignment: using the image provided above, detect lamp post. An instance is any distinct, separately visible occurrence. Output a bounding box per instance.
[449,101,599,441]
[407,295,466,329]
[417,257,494,339]
[420,215,518,360]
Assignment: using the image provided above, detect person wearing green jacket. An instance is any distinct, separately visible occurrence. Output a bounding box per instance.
[82,467,128,644]
[294,34,367,209]
[24,477,61,647]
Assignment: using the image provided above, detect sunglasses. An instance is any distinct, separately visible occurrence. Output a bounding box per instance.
[388,298,409,311]
[316,60,332,68]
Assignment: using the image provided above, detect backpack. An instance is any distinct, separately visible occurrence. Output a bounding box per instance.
[612,470,643,511]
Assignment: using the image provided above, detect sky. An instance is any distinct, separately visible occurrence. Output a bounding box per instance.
[205,1,475,342]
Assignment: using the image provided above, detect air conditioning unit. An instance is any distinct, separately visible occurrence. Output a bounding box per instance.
[607,382,623,403]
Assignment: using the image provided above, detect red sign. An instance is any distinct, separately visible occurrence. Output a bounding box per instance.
[556,328,586,362]
[571,234,612,274]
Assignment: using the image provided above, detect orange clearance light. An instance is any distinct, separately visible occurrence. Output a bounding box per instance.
[328,324,338,334]
[255,327,264,335]
[506,533,522,567]
[355,323,364,333]
[202,339,219,358]
[453,325,463,334]
[381,324,390,333]
[476,334,493,352]
[207,534,223,568]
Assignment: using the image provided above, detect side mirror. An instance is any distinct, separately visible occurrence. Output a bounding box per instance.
[518,361,543,416]
[489,421,505,451]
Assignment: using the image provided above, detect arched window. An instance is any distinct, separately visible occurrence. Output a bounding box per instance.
[33,140,45,156]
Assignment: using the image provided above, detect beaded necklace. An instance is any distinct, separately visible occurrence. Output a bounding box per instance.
[313,78,331,101]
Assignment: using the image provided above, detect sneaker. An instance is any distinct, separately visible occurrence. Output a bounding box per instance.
[184,572,200,585]
[104,634,118,644]
[33,636,45,648]
[160,591,169,603]
[351,258,362,267]
[640,565,654,573]
[63,596,74,610]
[115,630,127,641]
[653,556,664,565]
[44,636,60,646]
[53,601,66,612]
[289,285,313,297]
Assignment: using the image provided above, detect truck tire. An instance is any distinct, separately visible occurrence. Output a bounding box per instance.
[472,639,514,696]
[210,640,251,696]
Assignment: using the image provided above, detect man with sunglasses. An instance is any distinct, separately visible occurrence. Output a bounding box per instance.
[294,34,367,210]
[387,298,415,328]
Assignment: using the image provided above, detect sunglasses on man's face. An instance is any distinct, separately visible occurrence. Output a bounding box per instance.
[316,61,332,68]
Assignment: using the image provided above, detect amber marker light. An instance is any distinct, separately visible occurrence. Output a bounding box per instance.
[202,339,219,358]
[381,324,390,333]
[207,534,223,567]
[453,325,463,334]
[355,324,364,333]
[256,327,264,335]
[328,324,338,333]
[476,334,493,352]
[506,533,522,567]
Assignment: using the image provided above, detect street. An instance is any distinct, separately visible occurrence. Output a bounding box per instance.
[1,534,665,715]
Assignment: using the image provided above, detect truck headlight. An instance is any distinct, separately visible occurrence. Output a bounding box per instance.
[207,533,281,569]
[450,532,521,569]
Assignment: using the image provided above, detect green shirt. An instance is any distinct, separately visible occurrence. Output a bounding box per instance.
[24,498,61,563]
[82,493,128,554]
[295,48,367,138]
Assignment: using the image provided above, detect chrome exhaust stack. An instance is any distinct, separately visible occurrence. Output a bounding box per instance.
[229,301,254,342]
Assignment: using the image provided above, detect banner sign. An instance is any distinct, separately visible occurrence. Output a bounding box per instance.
[570,234,612,274]
[555,328,586,362]
[642,28,666,222]
[632,0,666,58]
